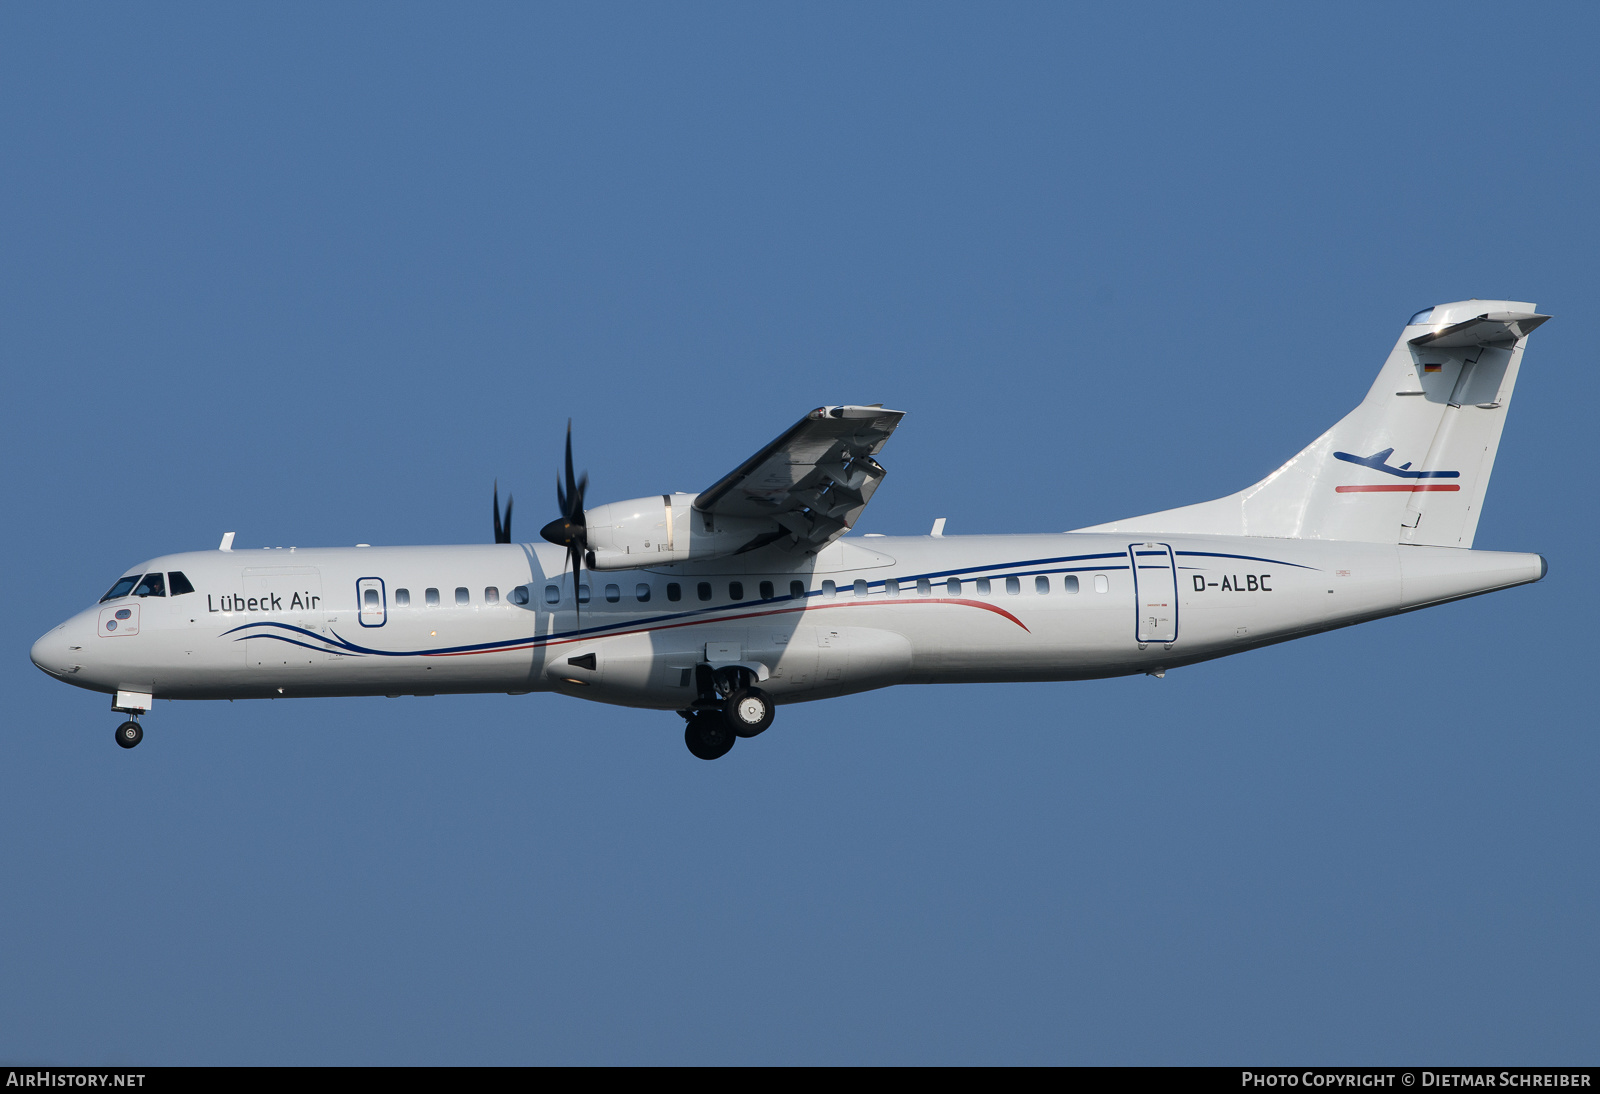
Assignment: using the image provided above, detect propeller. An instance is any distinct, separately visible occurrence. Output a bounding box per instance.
[539,420,590,622]
[492,480,513,544]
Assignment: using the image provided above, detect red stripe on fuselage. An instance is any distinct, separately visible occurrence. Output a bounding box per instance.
[423,596,1031,657]
[1335,484,1460,493]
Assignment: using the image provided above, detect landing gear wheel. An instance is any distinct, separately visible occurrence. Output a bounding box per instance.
[684,714,736,760]
[724,687,774,738]
[115,721,143,749]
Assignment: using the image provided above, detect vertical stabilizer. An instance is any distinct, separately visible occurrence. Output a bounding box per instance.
[1075,300,1548,547]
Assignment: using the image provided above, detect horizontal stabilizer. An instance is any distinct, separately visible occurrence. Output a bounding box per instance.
[1409,311,1548,348]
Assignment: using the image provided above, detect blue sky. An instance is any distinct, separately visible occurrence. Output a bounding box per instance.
[4,2,1596,1064]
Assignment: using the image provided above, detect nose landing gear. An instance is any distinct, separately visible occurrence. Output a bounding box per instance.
[115,720,143,749]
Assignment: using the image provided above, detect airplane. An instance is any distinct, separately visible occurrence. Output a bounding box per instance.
[30,299,1550,760]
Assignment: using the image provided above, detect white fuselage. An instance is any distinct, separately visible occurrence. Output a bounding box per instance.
[31,533,1544,711]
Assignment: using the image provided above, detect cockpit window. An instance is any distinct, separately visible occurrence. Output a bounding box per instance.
[168,572,196,596]
[100,575,141,602]
[133,573,166,597]
[1408,307,1435,326]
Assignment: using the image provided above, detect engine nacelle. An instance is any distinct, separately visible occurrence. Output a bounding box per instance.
[585,494,776,570]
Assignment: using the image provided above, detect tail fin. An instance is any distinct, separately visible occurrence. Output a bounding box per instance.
[1077,300,1549,547]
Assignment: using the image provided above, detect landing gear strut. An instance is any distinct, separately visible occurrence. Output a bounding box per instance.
[679,666,778,758]
[115,720,143,749]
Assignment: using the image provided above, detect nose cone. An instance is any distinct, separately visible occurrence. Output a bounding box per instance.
[31,623,80,680]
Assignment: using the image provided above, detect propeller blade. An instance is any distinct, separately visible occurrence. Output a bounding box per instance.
[493,481,513,544]
[540,420,591,627]
[570,542,584,628]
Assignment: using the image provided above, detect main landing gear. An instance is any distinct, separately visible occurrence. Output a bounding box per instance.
[680,668,776,760]
[684,712,738,760]
[115,720,143,749]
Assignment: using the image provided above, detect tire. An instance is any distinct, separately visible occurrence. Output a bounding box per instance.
[115,721,143,749]
[724,687,774,738]
[684,714,736,760]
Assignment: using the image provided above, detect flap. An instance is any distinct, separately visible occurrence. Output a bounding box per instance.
[1409,312,1550,348]
[695,405,905,552]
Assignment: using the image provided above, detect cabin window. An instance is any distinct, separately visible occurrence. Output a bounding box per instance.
[885,579,900,597]
[511,586,530,606]
[168,572,196,596]
[1094,574,1109,593]
[697,582,712,602]
[1035,575,1050,594]
[917,578,931,596]
[485,586,500,604]
[636,583,651,602]
[946,577,962,595]
[667,583,682,602]
[426,588,440,606]
[822,580,836,598]
[395,588,411,606]
[544,585,560,605]
[100,575,141,602]
[455,587,470,605]
[1062,575,1080,593]
[853,578,869,597]
[364,588,380,608]
[133,573,166,598]
[790,580,805,599]
[604,584,620,603]
[578,584,591,604]
[759,580,774,599]
[729,581,744,601]
[974,578,991,595]
[1005,576,1021,595]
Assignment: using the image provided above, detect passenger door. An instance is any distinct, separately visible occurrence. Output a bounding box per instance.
[1128,543,1178,645]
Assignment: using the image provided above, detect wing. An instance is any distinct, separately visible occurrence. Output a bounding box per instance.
[694,404,905,553]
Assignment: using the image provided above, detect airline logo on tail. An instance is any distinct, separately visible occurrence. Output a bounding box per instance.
[1332,449,1461,493]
